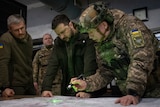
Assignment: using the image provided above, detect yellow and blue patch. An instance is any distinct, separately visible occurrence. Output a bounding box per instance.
[130,29,144,48]
[0,43,4,49]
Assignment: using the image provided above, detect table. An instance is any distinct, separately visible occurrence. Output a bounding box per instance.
[0,95,39,101]
[0,96,160,107]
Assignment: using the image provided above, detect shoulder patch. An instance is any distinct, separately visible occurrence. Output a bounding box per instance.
[0,43,3,49]
[130,29,144,48]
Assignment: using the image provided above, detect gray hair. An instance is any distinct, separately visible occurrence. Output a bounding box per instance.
[7,14,25,26]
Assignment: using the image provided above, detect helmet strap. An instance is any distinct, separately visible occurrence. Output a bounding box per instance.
[96,26,109,40]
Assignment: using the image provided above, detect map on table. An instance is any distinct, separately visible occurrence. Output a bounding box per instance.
[0,96,160,107]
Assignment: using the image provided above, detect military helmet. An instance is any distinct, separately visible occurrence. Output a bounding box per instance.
[79,1,114,33]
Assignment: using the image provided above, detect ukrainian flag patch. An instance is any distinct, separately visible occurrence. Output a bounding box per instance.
[0,43,4,49]
[130,29,144,48]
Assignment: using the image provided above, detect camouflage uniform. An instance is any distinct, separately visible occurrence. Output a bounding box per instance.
[32,45,62,95]
[85,9,160,97]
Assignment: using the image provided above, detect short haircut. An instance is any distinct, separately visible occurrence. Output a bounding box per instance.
[52,14,70,29]
[43,33,52,39]
[7,14,25,26]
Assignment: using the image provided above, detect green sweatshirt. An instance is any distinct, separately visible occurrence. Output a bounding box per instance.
[0,32,33,89]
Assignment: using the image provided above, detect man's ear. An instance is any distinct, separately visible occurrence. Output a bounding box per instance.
[8,26,11,32]
[69,21,73,28]
[101,21,108,29]
[98,21,108,30]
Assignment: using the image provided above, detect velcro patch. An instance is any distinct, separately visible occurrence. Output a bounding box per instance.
[0,43,3,49]
[130,29,144,48]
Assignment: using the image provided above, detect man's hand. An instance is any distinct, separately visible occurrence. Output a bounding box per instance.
[70,78,87,92]
[2,88,15,97]
[41,91,53,97]
[115,95,140,106]
[76,92,91,98]
[33,82,40,95]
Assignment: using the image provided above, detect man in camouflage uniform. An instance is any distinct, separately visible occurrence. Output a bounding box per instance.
[32,33,62,95]
[71,1,160,106]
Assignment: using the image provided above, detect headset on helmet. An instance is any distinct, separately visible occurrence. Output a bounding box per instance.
[79,1,114,33]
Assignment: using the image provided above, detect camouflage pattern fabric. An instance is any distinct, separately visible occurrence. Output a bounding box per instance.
[85,9,160,97]
[32,46,62,95]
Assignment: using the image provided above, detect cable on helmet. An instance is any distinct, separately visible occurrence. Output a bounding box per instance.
[78,1,114,33]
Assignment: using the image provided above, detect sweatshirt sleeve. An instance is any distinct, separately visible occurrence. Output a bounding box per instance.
[0,38,11,88]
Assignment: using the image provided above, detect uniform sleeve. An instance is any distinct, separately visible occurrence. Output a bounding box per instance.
[32,51,40,83]
[85,51,114,92]
[122,17,158,96]
[41,48,59,91]
[0,39,11,88]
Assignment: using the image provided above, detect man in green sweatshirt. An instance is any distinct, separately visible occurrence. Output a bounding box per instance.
[0,14,36,97]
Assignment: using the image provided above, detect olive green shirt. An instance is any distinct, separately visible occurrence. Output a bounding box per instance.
[0,32,33,88]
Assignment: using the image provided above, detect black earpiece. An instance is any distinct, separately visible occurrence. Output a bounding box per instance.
[93,2,114,25]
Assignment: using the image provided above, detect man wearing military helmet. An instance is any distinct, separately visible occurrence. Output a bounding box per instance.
[71,1,160,106]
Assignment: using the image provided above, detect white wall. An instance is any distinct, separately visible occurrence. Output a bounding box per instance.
[26,2,160,39]
[27,24,58,39]
[26,5,59,39]
[144,8,160,29]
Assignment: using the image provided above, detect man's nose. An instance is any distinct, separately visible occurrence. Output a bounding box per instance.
[18,29,23,34]
[59,34,65,39]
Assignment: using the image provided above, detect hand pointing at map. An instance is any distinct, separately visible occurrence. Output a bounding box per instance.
[70,78,87,92]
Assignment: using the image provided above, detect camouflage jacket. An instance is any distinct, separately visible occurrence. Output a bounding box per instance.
[85,9,159,97]
[32,45,62,86]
